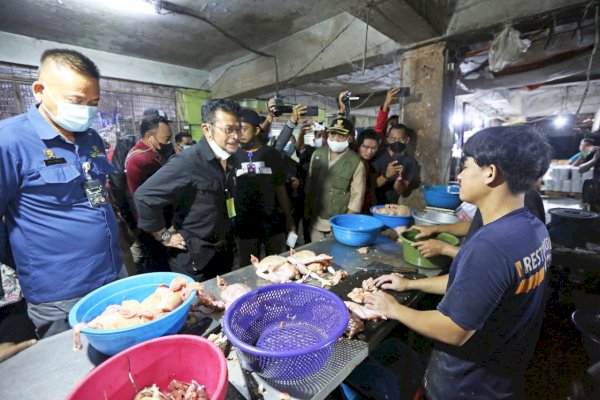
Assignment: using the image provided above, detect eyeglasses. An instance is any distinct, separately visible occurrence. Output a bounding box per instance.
[387,136,408,144]
[210,124,241,136]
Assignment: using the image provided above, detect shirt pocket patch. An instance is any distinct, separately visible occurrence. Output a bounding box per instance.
[39,164,81,184]
[21,164,85,206]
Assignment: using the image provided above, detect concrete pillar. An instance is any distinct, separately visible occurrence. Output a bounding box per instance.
[398,42,457,210]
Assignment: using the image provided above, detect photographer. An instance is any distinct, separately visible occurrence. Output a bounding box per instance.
[374,87,401,140]
[261,98,307,151]
[294,120,326,243]
[371,124,418,204]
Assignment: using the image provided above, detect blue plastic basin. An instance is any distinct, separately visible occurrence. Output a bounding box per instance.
[68,272,195,355]
[329,214,383,246]
[370,205,413,228]
[422,185,461,209]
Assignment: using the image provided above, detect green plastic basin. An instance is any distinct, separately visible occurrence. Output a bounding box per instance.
[400,229,460,269]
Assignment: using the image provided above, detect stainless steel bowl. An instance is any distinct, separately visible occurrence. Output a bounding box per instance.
[411,210,461,226]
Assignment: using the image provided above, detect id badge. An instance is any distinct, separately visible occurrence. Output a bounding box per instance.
[83,179,109,207]
[286,231,298,248]
[226,197,236,218]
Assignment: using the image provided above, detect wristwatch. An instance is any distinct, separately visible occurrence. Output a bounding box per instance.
[160,229,171,243]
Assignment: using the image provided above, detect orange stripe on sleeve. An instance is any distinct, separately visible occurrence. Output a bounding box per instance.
[515,267,545,295]
[514,260,524,277]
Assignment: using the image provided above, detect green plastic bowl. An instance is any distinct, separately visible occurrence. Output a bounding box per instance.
[400,229,460,269]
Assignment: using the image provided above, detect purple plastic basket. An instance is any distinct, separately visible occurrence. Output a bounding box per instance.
[222,283,349,381]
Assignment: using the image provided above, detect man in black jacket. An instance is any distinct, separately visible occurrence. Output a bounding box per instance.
[134,99,241,280]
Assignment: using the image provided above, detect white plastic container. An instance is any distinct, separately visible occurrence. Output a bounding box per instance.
[561,180,572,192]
[571,180,583,193]
[582,170,594,181]
[560,166,571,180]
[570,167,582,182]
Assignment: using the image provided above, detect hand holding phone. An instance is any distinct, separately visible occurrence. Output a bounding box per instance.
[303,106,319,117]
[395,87,411,97]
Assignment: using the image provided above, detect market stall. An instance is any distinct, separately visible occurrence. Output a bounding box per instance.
[0,235,436,400]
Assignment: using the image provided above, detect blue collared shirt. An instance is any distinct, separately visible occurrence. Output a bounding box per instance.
[0,105,122,304]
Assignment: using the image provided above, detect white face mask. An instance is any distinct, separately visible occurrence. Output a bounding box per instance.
[207,137,231,160]
[314,137,324,148]
[328,139,349,153]
[42,85,97,132]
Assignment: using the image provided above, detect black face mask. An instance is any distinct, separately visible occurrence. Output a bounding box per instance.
[389,142,406,153]
[240,140,255,150]
[158,143,174,157]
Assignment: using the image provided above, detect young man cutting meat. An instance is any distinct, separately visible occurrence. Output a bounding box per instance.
[364,125,553,399]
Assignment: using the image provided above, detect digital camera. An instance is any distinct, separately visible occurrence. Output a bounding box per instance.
[270,97,293,117]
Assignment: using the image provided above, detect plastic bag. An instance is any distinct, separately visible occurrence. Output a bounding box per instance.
[488,24,531,73]
[0,263,22,308]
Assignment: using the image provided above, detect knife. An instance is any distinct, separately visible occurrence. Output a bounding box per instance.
[241,367,264,400]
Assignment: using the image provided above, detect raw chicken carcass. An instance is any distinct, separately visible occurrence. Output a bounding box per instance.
[251,254,288,273]
[216,276,251,307]
[287,249,333,274]
[72,278,220,351]
[344,300,388,340]
[188,282,225,313]
[347,277,379,303]
[345,301,386,321]
[373,204,411,216]
[345,309,365,339]
[251,254,302,283]
[331,270,348,286]
[362,277,377,291]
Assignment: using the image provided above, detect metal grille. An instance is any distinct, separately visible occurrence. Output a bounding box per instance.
[0,62,179,147]
[0,81,20,120]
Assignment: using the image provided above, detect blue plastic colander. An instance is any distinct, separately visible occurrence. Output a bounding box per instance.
[222,283,349,381]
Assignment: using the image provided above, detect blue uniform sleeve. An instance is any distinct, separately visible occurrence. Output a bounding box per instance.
[437,236,517,331]
[0,134,20,263]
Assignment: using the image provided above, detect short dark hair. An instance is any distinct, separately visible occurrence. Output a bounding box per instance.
[357,129,380,147]
[175,131,192,144]
[140,116,166,137]
[201,99,241,124]
[40,48,100,79]
[388,114,399,123]
[388,123,409,135]
[463,125,553,194]
[582,138,595,146]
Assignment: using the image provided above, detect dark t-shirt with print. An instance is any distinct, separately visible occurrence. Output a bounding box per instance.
[232,145,286,238]
[371,148,417,204]
[425,208,551,399]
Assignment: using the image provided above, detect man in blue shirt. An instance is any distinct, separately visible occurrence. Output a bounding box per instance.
[0,49,122,338]
[365,125,553,399]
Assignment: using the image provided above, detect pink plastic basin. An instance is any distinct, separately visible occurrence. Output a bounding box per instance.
[66,335,228,400]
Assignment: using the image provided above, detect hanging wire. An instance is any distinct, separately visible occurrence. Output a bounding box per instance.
[285,17,357,86]
[576,2,599,115]
[160,1,281,94]
[361,0,374,74]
